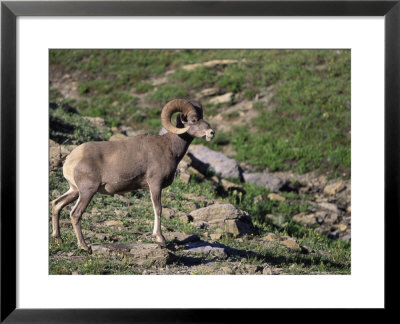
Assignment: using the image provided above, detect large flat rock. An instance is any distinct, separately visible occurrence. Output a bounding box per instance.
[188,145,243,180]
[188,204,255,236]
[91,243,176,267]
[243,172,286,191]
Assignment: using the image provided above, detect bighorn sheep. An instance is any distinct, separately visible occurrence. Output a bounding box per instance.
[51,99,215,252]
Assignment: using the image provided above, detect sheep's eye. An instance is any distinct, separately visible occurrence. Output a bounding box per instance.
[190,118,197,124]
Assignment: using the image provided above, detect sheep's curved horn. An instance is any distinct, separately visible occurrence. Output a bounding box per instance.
[161,99,197,134]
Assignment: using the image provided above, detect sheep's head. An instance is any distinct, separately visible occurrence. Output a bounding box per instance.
[161,99,215,141]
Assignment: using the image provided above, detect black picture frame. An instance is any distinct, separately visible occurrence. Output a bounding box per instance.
[1,0,398,322]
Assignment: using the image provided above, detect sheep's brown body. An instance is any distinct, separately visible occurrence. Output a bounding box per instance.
[51,99,214,252]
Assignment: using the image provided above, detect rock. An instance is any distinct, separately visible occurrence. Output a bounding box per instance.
[220,179,243,192]
[241,264,262,274]
[51,189,61,198]
[243,172,286,191]
[208,92,233,105]
[109,133,128,141]
[323,212,339,225]
[199,87,219,97]
[179,172,191,184]
[341,233,351,241]
[218,266,234,274]
[176,155,191,176]
[262,233,279,242]
[318,202,340,214]
[253,194,268,204]
[262,266,273,275]
[103,220,124,227]
[188,204,256,236]
[118,125,142,137]
[346,206,351,213]
[115,209,130,217]
[188,166,203,177]
[162,207,176,220]
[182,59,239,71]
[336,224,348,232]
[315,211,327,224]
[115,194,131,205]
[179,214,191,223]
[188,145,243,179]
[203,59,239,68]
[292,213,317,226]
[324,181,345,195]
[49,139,77,170]
[184,201,200,212]
[280,239,301,252]
[82,116,105,129]
[268,193,286,202]
[91,243,175,267]
[184,241,229,257]
[163,232,200,245]
[210,233,222,240]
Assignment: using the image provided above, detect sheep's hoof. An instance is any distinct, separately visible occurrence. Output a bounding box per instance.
[155,236,167,248]
[157,241,167,248]
[79,245,92,254]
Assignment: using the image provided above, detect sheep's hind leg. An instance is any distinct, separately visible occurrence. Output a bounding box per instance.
[51,187,79,243]
[148,184,166,247]
[70,190,97,253]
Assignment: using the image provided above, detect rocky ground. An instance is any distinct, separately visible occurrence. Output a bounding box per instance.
[50,122,350,275]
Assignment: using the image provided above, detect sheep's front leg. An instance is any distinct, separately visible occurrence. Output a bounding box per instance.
[149,184,166,247]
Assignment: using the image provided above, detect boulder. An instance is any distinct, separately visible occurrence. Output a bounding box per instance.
[182,59,239,71]
[82,116,105,129]
[318,202,340,214]
[109,133,128,141]
[261,233,279,242]
[103,220,124,228]
[268,193,286,202]
[243,172,286,191]
[184,241,230,257]
[91,243,176,267]
[188,145,243,180]
[292,212,317,226]
[188,204,255,236]
[280,239,301,252]
[163,232,200,245]
[208,92,233,105]
[324,181,345,195]
[49,139,76,170]
[199,87,220,97]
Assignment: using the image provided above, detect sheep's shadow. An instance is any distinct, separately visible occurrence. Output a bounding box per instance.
[174,240,346,271]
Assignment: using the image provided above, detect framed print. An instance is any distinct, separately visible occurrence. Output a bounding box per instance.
[1,0,399,321]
